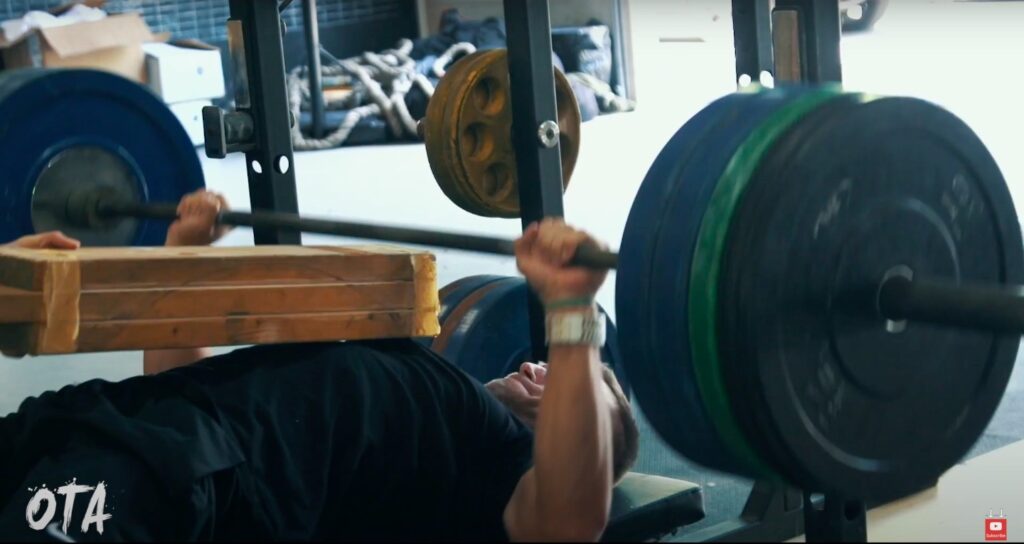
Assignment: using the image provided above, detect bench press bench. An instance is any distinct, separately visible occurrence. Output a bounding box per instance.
[606,473,705,541]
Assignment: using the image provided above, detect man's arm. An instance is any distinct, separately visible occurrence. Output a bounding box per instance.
[3,231,80,249]
[142,190,232,374]
[504,219,614,542]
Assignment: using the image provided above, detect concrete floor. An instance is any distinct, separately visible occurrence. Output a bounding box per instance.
[1,0,1023,536]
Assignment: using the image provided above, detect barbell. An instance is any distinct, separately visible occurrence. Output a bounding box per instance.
[3,66,1024,503]
[43,179,1024,336]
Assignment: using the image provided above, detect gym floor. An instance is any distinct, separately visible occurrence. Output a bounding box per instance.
[2,0,1023,537]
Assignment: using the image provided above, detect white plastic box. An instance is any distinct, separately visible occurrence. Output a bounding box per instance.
[168,99,211,146]
[143,41,225,103]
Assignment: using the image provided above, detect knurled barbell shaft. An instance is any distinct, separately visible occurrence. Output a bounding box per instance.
[879,275,1024,333]
[96,200,621,270]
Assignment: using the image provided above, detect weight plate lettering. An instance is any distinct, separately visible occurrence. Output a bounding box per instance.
[687,88,845,476]
[717,94,870,488]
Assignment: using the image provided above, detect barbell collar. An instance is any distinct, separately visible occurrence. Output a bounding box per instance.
[879,275,1024,333]
[202,107,256,159]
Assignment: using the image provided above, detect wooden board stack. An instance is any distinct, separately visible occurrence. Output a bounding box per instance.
[0,245,439,355]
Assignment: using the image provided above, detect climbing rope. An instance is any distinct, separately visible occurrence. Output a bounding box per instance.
[287,39,475,151]
[567,72,636,114]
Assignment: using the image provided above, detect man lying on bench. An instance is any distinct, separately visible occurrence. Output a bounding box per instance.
[0,191,639,542]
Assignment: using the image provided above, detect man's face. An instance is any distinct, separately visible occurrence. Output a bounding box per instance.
[484,362,617,428]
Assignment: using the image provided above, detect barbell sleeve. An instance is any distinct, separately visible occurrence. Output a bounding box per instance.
[95,200,619,269]
[878,275,1024,333]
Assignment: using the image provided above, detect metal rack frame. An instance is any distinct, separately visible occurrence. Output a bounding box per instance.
[302,0,326,139]
[734,0,843,86]
[502,0,566,362]
[775,0,843,84]
[224,0,301,244]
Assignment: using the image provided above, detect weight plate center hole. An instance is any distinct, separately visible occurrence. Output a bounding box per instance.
[878,265,914,334]
[31,145,140,247]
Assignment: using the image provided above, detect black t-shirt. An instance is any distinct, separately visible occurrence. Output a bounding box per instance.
[0,340,535,541]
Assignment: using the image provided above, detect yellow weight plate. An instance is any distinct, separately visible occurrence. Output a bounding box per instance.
[423,49,581,218]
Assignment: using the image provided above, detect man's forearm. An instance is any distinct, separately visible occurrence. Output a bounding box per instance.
[141,231,212,373]
[530,344,614,537]
[143,348,211,374]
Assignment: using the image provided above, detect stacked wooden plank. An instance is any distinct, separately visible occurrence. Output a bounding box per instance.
[0,245,439,355]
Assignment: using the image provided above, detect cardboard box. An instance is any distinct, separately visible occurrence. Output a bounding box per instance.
[0,8,155,83]
[168,99,210,146]
[143,40,225,103]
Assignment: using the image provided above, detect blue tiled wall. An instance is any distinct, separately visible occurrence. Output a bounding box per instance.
[0,0,409,42]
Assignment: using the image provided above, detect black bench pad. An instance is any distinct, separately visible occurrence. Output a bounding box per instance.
[603,472,705,542]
